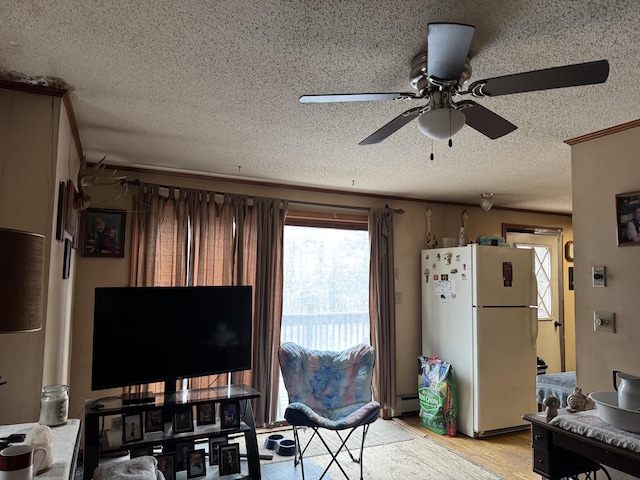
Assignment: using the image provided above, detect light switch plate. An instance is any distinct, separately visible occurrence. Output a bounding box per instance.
[592,266,606,287]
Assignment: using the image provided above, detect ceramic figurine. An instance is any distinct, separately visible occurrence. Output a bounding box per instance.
[459,210,469,246]
[567,387,588,412]
[424,207,438,248]
[543,396,561,418]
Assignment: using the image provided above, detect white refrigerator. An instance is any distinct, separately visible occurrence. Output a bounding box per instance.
[421,244,538,437]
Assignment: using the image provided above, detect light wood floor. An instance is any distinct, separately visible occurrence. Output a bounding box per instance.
[394,414,540,480]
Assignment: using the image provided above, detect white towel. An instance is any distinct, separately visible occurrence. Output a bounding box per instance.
[92,456,164,480]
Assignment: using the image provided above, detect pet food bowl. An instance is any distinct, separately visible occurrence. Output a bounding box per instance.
[275,438,296,456]
[263,433,285,450]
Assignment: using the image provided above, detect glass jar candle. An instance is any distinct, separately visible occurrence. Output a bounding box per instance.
[38,384,69,426]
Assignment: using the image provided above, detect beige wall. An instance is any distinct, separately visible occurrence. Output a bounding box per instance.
[571,125,640,392]
[0,88,79,424]
[69,170,573,418]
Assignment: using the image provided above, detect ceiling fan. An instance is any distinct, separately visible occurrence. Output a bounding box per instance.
[299,23,609,145]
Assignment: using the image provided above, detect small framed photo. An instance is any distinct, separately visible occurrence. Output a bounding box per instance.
[122,413,143,443]
[155,454,175,480]
[172,406,194,434]
[145,408,164,433]
[219,443,241,476]
[186,448,207,478]
[174,440,195,471]
[196,403,216,426]
[208,436,228,466]
[616,191,640,245]
[220,401,240,430]
[80,208,126,257]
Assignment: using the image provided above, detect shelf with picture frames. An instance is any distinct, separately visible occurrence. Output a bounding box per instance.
[83,384,261,480]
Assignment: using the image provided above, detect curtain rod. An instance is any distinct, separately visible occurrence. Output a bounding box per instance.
[289,199,405,215]
[125,180,405,215]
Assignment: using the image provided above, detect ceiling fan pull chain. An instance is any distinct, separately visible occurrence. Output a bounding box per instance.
[430,139,434,161]
[448,110,453,148]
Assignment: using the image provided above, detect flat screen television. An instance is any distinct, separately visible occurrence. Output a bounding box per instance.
[91,285,253,399]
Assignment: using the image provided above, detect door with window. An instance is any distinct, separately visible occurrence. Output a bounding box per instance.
[506,229,564,373]
[277,218,370,419]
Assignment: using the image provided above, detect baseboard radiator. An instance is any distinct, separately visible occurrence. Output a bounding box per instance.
[392,394,419,417]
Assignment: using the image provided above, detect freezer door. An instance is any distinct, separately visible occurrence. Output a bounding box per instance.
[472,245,536,307]
[473,307,538,435]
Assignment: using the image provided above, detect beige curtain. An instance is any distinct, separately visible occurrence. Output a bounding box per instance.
[130,185,287,426]
[368,208,396,419]
[235,197,288,426]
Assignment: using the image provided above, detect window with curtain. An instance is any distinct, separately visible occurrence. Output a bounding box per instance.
[130,184,287,427]
[277,215,370,419]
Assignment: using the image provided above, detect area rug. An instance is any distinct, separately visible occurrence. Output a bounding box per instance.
[256,419,504,480]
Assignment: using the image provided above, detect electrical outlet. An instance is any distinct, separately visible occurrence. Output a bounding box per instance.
[592,266,606,287]
[594,311,615,333]
[395,292,402,304]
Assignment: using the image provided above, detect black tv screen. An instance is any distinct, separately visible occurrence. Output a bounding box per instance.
[91,286,253,392]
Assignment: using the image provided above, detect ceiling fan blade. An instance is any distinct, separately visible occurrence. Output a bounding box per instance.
[299,92,417,103]
[427,23,475,81]
[456,100,517,139]
[471,60,609,97]
[359,107,423,145]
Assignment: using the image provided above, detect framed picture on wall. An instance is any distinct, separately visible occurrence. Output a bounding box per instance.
[80,208,126,257]
[615,191,640,245]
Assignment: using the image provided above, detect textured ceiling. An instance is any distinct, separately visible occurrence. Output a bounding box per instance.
[1,1,639,213]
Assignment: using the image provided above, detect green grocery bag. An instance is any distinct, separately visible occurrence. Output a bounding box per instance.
[418,355,458,436]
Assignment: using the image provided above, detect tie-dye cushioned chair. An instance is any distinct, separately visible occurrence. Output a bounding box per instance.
[278,342,380,480]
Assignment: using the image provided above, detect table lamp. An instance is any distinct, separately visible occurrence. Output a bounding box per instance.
[0,227,45,386]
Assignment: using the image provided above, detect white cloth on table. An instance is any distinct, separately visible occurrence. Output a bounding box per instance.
[549,410,640,453]
[92,456,164,480]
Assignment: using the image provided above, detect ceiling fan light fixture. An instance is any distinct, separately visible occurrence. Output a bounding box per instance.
[480,193,494,211]
[417,108,466,140]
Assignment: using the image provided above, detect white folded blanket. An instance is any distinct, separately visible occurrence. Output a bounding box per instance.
[93,456,164,480]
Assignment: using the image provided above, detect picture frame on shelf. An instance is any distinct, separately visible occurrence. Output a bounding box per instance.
[219,401,240,430]
[80,208,126,257]
[218,443,241,476]
[208,436,228,466]
[174,440,195,471]
[186,449,207,479]
[122,413,143,443]
[196,403,215,426]
[172,406,194,434]
[145,408,164,433]
[155,454,175,480]
[616,191,640,245]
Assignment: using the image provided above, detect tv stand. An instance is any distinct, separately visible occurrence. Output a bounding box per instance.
[83,384,261,480]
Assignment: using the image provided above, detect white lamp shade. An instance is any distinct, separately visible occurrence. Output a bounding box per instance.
[417,108,466,140]
[0,228,45,333]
